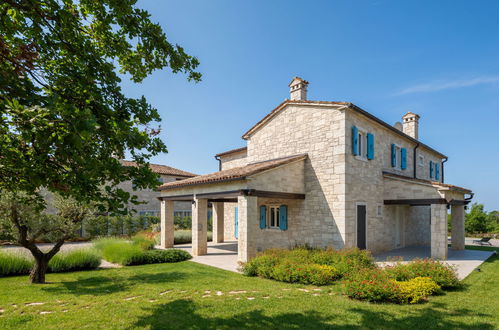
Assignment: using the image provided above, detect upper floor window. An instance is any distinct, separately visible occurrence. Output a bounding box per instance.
[418,155,424,166]
[391,144,407,170]
[352,126,374,160]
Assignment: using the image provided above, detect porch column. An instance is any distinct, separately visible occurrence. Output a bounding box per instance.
[192,197,208,256]
[237,195,258,262]
[160,200,174,248]
[451,205,465,250]
[430,204,448,259]
[212,202,224,243]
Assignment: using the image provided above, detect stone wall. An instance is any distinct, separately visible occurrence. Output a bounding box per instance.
[220,150,248,170]
[246,103,347,249]
[344,109,446,253]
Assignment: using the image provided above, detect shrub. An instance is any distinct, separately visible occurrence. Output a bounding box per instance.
[127,249,192,265]
[242,247,375,284]
[95,239,144,265]
[343,267,401,303]
[131,234,156,250]
[271,262,340,285]
[0,250,33,276]
[384,259,460,288]
[396,277,441,304]
[48,248,101,273]
[173,230,213,244]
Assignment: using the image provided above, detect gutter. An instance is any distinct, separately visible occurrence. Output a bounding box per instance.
[413,142,420,179]
[214,155,222,171]
[442,157,448,183]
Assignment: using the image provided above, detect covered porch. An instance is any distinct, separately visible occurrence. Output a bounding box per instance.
[382,172,473,260]
[157,154,307,262]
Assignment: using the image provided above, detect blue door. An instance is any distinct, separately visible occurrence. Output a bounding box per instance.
[234,207,239,239]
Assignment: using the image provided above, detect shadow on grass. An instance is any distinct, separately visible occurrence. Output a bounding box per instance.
[133,299,496,329]
[41,271,187,296]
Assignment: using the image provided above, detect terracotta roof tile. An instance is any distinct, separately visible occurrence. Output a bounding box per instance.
[215,147,247,157]
[158,154,307,191]
[382,171,472,194]
[121,160,197,178]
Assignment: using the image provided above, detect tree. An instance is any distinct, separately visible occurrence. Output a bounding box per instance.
[465,203,489,234]
[0,0,200,283]
[0,192,93,283]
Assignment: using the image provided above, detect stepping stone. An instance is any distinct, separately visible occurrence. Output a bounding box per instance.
[40,311,52,315]
[263,296,270,299]
[0,309,4,313]
[25,303,44,306]
[312,293,320,296]
[62,310,68,313]
[297,288,309,292]
[313,288,322,291]
[124,296,140,301]
[247,297,255,300]
[159,290,172,295]
[202,295,210,298]
[216,291,223,296]
[229,290,247,294]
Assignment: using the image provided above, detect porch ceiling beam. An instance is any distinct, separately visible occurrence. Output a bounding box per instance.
[208,198,238,203]
[384,198,447,206]
[157,194,194,201]
[448,199,471,206]
[242,189,306,200]
[195,190,242,199]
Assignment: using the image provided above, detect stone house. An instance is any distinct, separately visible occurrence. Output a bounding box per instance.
[119,160,196,217]
[158,77,472,262]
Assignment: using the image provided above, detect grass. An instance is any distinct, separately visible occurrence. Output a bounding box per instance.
[48,249,101,273]
[0,251,32,276]
[173,230,213,245]
[0,246,497,329]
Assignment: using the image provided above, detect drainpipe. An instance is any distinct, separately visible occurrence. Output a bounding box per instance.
[441,157,448,183]
[413,142,420,179]
[214,155,221,171]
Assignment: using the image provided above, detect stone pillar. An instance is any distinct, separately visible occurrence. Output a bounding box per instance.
[160,200,174,248]
[430,204,448,259]
[237,195,258,262]
[212,202,224,243]
[451,205,465,251]
[192,197,208,256]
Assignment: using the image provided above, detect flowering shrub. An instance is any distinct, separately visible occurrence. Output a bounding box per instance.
[396,277,441,304]
[241,247,375,284]
[384,259,460,288]
[343,268,401,303]
[270,262,340,285]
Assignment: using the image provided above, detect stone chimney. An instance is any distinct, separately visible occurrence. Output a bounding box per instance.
[402,112,420,139]
[289,77,309,101]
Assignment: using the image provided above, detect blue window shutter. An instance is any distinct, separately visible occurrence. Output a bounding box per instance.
[401,148,407,170]
[429,161,434,179]
[234,207,239,239]
[279,205,288,231]
[367,133,374,160]
[391,144,397,167]
[435,163,440,181]
[352,126,359,155]
[259,206,266,229]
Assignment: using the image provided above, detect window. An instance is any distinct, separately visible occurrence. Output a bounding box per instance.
[139,210,159,216]
[158,177,164,184]
[268,206,280,229]
[395,145,402,169]
[174,211,192,218]
[418,155,424,166]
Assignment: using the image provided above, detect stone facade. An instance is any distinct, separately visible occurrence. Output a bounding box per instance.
[159,78,471,262]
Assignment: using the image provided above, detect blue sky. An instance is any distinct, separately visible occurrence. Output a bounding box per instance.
[121,0,499,210]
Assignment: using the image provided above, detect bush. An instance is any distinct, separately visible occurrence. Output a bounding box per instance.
[396,277,441,304]
[241,247,375,284]
[131,233,156,250]
[271,262,340,285]
[0,250,32,276]
[384,259,460,288]
[127,249,192,265]
[343,267,401,303]
[94,238,144,265]
[48,248,101,273]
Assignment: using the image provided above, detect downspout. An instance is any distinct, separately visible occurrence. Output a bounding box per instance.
[441,157,448,183]
[215,155,221,171]
[413,142,420,178]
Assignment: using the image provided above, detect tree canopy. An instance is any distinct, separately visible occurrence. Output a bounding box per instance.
[0,0,201,212]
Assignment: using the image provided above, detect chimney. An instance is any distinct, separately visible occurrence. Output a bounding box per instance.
[289,77,309,101]
[402,112,420,139]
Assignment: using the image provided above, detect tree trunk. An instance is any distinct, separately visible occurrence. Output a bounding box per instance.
[30,255,49,284]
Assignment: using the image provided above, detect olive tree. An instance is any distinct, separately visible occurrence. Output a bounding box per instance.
[0,0,200,282]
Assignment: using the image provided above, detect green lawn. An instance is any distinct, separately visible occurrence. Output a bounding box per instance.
[0,248,498,329]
